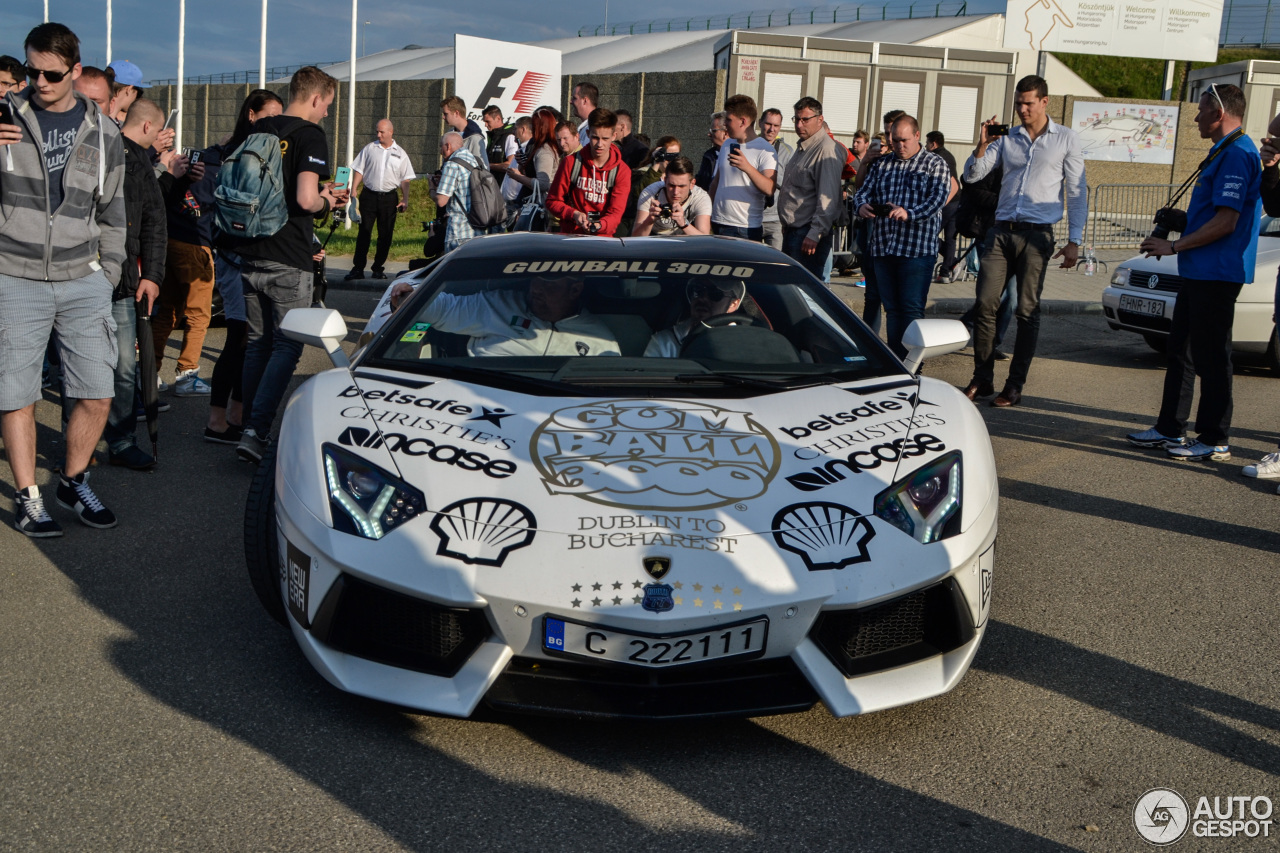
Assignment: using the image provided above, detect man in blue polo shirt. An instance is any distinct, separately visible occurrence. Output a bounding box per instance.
[1128,83,1261,461]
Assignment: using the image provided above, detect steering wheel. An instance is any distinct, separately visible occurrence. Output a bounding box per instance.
[697,311,757,329]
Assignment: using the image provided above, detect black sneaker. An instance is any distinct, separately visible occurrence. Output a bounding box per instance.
[371,271,388,280]
[344,270,365,281]
[204,424,243,445]
[56,471,118,529]
[14,486,63,538]
[109,444,157,470]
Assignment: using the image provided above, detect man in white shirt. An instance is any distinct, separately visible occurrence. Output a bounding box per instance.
[631,156,713,237]
[346,119,416,280]
[644,279,746,357]
[709,94,776,242]
[572,81,598,149]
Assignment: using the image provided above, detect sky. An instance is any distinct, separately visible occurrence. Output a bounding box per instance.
[0,0,1005,82]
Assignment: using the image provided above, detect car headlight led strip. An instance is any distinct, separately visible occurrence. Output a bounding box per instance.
[322,443,426,540]
[874,450,962,544]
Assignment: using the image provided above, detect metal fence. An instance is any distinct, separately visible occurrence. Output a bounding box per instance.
[1086,184,1178,249]
[148,62,338,87]
[578,1,968,37]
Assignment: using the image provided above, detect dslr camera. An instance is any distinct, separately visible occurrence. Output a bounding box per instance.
[659,203,673,219]
[1150,207,1187,240]
[871,203,894,217]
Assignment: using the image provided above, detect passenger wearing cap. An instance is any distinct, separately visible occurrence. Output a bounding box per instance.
[644,279,746,357]
[390,275,621,357]
[106,59,148,119]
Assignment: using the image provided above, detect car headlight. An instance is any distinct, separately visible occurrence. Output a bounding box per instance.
[874,451,962,543]
[322,443,426,540]
[1111,268,1131,287]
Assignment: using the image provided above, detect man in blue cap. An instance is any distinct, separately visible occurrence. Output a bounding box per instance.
[107,59,148,123]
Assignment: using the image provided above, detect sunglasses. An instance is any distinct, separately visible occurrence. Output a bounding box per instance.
[1207,83,1225,114]
[26,65,71,84]
[688,283,736,301]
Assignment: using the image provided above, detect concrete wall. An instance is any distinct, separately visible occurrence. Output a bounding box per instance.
[150,70,726,174]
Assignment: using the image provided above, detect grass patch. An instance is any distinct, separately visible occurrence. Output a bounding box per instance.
[319,178,439,261]
[1055,47,1280,100]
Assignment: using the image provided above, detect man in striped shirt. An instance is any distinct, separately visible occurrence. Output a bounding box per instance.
[852,114,950,357]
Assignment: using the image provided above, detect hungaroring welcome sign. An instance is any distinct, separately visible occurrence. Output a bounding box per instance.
[1002,0,1224,62]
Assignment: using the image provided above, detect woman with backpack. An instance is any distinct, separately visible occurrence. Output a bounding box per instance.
[203,89,283,445]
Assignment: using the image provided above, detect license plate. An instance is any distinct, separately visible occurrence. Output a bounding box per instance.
[542,617,768,668]
[1119,294,1166,317]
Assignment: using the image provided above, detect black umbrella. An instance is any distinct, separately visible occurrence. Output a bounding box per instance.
[135,311,160,460]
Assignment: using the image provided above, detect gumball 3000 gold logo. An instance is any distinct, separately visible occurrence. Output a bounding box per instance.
[531,400,779,511]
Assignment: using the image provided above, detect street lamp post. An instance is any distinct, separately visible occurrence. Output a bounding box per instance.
[363,20,370,57]
[106,0,112,64]
[176,0,185,148]
[259,0,268,87]
[346,0,358,230]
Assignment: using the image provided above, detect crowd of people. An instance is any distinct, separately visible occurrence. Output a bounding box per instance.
[1,20,1277,538]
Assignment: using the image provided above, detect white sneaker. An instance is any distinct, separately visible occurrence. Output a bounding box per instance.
[173,368,211,397]
[1243,450,1280,479]
[157,376,170,393]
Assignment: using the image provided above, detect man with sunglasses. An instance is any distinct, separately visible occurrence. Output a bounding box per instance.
[1127,83,1261,463]
[777,97,845,280]
[0,23,127,536]
[644,279,746,357]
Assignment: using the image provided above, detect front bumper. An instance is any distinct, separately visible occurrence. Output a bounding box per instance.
[275,475,998,720]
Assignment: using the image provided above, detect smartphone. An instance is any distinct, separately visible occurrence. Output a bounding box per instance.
[163,109,179,130]
[727,141,741,157]
[334,166,351,191]
[989,124,1010,137]
[183,147,202,165]
[0,103,13,125]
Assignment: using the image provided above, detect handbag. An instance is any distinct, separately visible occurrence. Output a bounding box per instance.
[514,181,547,232]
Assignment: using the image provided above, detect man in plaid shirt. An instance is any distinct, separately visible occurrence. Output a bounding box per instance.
[852,115,950,357]
[433,131,477,253]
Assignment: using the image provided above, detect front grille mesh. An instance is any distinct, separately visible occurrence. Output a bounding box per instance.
[312,575,490,677]
[841,590,928,658]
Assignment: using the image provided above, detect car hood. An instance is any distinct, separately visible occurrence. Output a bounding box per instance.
[283,367,989,547]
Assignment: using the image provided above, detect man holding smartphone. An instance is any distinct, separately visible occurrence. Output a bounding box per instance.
[0,23,126,536]
[224,66,347,464]
[961,74,1086,408]
[709,95,776,241]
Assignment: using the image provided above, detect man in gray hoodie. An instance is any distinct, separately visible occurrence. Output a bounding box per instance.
[0,23,126,537]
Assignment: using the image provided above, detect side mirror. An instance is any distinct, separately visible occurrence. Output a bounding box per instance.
[281,307,350,368]
[901,318,970,376]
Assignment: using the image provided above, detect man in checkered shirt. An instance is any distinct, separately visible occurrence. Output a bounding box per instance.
[433,131,477,253]
[852,114,950,357]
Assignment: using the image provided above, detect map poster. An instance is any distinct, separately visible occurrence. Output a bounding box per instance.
[1003,0,1223,62]
[1071,101,1179,164]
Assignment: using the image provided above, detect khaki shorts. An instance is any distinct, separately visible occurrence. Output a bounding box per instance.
[0,270,117,411]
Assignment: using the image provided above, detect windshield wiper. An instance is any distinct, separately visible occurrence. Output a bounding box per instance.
[673,372,831,391]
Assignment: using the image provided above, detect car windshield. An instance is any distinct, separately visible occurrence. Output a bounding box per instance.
[1261,215,1280,237]
[362,255,899,392]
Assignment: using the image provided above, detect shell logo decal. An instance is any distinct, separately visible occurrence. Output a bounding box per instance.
[531,400,780,511]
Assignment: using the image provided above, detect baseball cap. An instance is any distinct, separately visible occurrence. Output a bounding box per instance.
[107,60,149,88]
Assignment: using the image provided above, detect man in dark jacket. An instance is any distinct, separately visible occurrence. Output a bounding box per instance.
[696,111,727,191]
[104,97,168,469]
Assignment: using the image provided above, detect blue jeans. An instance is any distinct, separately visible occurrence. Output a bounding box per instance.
[871,255,935,358]
[712,223,763,241]
[781,226,833,282]
[241,259,313,437]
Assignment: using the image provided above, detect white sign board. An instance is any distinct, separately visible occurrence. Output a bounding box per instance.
[1002,0,1223,62]
[454,35,561,123]
[1072,101,1179,164]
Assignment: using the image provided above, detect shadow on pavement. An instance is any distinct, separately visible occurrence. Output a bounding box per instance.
[977,622,1280,777]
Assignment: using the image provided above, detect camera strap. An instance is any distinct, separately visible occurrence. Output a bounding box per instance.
[1167,127,1245,209]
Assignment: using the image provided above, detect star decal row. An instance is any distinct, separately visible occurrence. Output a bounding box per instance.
[568,581,746,610]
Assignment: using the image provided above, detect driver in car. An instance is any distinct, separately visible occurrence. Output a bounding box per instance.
[388,275,620,357]
[644,278,746,357]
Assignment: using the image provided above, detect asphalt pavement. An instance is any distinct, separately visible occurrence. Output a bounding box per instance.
[1,289,1277,851]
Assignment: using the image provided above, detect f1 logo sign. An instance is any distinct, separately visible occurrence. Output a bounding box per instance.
[473,67,553,117]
